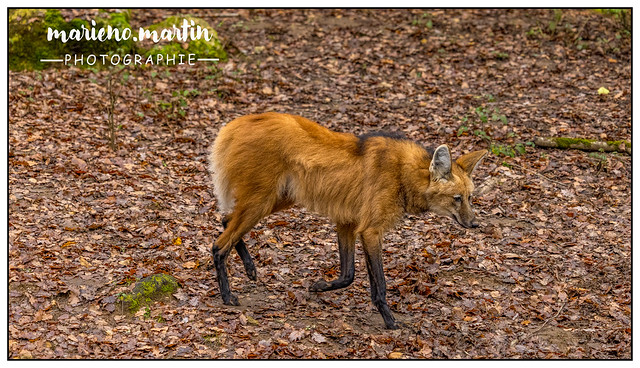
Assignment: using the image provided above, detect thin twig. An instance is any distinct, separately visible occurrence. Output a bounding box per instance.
[487,156,567,187]
[511,300,568,346]
[106,67,125,151]
[510,162,568,187]
[525,300,567,337]
[572,20,586,42]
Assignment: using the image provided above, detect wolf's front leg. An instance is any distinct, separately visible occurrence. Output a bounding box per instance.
[362,228,397,329]
[309,223,356,292]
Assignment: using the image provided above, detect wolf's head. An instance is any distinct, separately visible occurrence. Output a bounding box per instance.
[426,145,488,229]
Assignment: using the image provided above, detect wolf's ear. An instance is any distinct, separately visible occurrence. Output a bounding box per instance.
[456,149,488,176]
[430,144,452,181]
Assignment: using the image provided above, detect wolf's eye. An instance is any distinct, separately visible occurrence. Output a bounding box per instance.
[453,195,462,202]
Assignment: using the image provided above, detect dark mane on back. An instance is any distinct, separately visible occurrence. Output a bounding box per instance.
[356,131,407,154]
[423,145,435,156]
[356,131,438,158]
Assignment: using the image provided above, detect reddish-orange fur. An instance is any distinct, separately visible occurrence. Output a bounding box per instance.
[208,112,487,328]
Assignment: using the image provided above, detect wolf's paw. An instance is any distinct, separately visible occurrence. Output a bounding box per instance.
[245,265,257,281]
[222,293,240,306]
[309,280,331,292]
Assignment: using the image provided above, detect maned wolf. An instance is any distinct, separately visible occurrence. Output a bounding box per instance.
[208,112,487,329]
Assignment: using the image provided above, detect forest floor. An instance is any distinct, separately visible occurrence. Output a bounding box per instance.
[8,9,631,358]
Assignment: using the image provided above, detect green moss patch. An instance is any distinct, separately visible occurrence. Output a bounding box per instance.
[143,15,226,61]
[551,137,630,150]
[10,9,65,70]
[117,273,179,313]
[9,9,136,70]
[552,137,594,149]
[9,10,225,70]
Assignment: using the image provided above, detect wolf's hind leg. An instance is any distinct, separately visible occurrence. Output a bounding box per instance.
[222,215,257,281]
[213,204,268,305]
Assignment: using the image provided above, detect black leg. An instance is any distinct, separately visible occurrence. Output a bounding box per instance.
[212,245,239,306]
[234,239,257,281]
[366,259,376,304]
[362,231,397,329]
[309,223,356,292]
[223,215,257,281]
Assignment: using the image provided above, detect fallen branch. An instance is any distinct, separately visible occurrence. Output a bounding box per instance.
[534,136,631,155]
